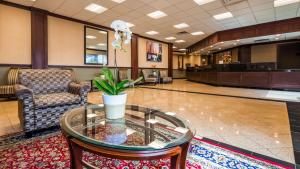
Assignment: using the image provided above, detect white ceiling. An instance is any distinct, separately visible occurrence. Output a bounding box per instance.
[5,0,300,49]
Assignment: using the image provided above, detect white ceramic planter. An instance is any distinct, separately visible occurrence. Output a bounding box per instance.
[102,93,127,119]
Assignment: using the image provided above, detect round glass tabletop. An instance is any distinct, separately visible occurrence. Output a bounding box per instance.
[60,104,195,151]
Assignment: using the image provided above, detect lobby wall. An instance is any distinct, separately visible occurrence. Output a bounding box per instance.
[0,5,31,65]
[138,37,168,68]
[48,16,131,67]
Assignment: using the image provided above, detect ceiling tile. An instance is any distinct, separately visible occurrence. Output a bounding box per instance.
[33,0,65,12]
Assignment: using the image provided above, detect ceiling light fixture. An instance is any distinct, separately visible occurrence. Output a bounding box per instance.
[276,34,282,37]
[193,0,216,5]
[126,22,135,28]
[191,31,205,35]
[86,35,97,39]
[275,37,279,40]
[175,40,185,43]
[111,0,126,3]
[174,23,189,29]
[179,49,186,51]
[213,12,233,20]
[146,31,159,35]
[274,0,300,7]
[85,3,107,14]
[233,43,237,45]
[147,10,167,19]
[165,37,176,40]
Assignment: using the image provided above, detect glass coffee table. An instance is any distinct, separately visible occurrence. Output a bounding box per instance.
[60,104,195,169]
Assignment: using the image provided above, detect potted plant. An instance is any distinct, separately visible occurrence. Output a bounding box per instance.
[93,20,142,119]
[93,68,142,119]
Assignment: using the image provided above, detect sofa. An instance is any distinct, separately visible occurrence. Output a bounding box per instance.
[0,68,20,98]
[15,69,90,132]
[141,69,159,84]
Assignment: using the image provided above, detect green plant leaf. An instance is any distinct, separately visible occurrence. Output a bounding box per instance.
[93,78,115,95]
[93,79,112,95]
[101,68,115,86]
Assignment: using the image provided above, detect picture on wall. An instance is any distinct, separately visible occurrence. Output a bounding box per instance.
[146,41,162,62]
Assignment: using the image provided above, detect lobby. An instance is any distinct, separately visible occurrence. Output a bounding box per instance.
[1,0,300,168]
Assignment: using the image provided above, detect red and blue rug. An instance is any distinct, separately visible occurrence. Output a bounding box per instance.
[0,132,293,169]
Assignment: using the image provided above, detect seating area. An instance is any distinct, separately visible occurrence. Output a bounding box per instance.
[1,0,300,168]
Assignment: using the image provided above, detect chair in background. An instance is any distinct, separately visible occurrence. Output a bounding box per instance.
[141,69,159,85]
[118,69,130,81]
[0,68,20,98]
[15,69,90,132]
[159,70,173,83]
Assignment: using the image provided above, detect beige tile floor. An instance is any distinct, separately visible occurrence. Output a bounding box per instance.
[0,84,295,163]
[142,79,300,102]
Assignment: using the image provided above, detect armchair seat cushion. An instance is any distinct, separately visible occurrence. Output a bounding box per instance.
[34,92,81,108]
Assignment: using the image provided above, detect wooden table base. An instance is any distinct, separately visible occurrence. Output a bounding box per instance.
[67,137,190,169]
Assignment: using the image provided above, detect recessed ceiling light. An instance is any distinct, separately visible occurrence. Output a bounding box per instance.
[173,46,177,49]
[193,0,216,5]
[175,40,185,43]
[213,12,233,20]
[165,37,176,40]
[174,23,189,29]
[146,31,159,35]
[147,10,167,19]
[276,34,282,37]
[221,41,224,44]
[219,48,222,50]
[236,39,240,42]
[97,43,106,46]
[275,37,279,40]
[210,45,213,48]
[86,35,97,39]
[179,49,186,51]
[99,31,107,34]
[274,0,299,7]
[85,3,107,14]
[111,0,126,3]
[233,43,237,45]
[191,31,205,35]
[126,22,135,28]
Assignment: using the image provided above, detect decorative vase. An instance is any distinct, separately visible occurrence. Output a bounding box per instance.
[102,93,127,119]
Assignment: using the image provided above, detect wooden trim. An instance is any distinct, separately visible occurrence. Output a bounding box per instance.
[138,67,168,70]
[168,43,173,77]
[0,1,31,11]
[48,65,131,69]
[0,64,31,67]
[131,34,139,79]
[31,8,48,69]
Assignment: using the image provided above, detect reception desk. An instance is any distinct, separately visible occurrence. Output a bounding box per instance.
[186,64,300,90]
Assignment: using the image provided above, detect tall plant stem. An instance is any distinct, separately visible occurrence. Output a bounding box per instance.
[114,48,118,83]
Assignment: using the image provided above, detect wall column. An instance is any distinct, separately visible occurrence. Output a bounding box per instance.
[31,8,48,69]
[168,43,173,77]
[131,34,139,79]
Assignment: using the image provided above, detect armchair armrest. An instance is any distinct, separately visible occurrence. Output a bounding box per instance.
[14,84,33,99]
[68,82,91,96]
[69,82,90,105]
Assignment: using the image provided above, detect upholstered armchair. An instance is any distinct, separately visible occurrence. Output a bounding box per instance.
[159,70,173,83]
[141,69,159,84]
[15,69,90,132]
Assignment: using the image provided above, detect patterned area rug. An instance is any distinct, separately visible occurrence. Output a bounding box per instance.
[0,132,293,169]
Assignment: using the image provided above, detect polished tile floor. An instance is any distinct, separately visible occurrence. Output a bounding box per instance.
[0,80,296,163]
[143,79,300,102]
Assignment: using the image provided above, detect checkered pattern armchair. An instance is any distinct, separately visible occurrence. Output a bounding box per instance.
[15,69,90,132]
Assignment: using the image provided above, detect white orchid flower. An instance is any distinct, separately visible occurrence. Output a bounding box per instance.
[111,20,132,50]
